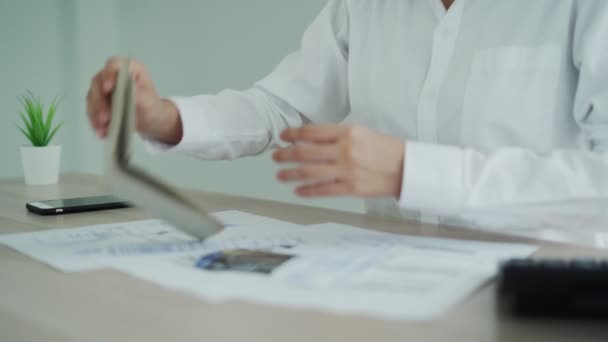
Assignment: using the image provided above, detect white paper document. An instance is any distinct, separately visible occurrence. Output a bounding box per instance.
[111,223,536,321]
[0,212,536,320]
[0,210,295,272]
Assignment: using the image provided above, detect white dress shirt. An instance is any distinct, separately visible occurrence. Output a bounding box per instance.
[152,0,608,222]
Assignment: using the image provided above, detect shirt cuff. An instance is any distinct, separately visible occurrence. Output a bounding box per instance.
[398,141,467,214]
[143,96,208,155]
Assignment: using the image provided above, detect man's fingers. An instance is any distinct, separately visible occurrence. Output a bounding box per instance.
[277,164,340,182]
[295,181,351,197]
[87,72,111,129]
[273,144,338,163]
[97,127,108,138]
[102,58,151,95]
[280,125,344,143]
[101,57,124,93]
[129,59,150,84]
[86,56,154,140]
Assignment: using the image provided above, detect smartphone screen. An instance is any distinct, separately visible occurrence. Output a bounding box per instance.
[27,195,131,215]
[37,196,125,208]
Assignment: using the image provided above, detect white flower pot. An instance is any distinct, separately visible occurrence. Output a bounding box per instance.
[20,145,62,185]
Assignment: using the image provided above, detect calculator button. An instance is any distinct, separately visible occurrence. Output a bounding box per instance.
[506,259,535,268]
[570,259,600,270]
[539,260,568,269]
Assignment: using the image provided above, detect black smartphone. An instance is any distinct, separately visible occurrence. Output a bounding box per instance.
[26,195,132,215]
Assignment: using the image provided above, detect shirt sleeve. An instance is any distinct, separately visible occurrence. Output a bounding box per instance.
[398,1,608,214]
[145,87,303,160]
[145,0,350,159]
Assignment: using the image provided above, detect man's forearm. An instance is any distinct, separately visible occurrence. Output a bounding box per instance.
[143,87,305,160]
[147,99,183,145]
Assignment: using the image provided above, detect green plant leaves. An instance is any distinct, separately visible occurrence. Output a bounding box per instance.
[17,126,34,144]
[16,90,63,147]
[45,97,59,135]
[18,112,33,133]
[44,122,63,146]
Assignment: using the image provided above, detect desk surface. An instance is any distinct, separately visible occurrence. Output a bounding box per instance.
[0,173,607,342]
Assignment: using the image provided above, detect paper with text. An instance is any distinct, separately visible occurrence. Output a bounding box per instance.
[0,210,295,271]
[111,223,536,321]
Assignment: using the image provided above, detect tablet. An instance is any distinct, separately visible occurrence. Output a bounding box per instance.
[105,59,223,239]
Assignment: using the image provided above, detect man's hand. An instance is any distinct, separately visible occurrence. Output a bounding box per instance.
[273,125,405,198]
[86,57,183,144]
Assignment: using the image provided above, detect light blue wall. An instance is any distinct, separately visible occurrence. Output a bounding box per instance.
[1,0,364,213]
[0,0,78,176]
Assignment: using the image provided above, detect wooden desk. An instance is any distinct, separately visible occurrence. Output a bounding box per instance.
[0,173,607,342]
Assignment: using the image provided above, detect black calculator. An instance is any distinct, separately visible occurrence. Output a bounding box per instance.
[498,258,608,317]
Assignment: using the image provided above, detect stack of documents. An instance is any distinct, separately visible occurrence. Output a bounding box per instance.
[0,211,536,321]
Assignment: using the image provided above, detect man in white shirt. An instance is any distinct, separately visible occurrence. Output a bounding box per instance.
[87,0,608,222]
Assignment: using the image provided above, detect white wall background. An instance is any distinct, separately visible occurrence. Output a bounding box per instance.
[0,0,364,214]
[0,0,77,173]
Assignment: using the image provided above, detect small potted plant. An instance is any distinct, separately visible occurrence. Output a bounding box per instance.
[17,91,63,185]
